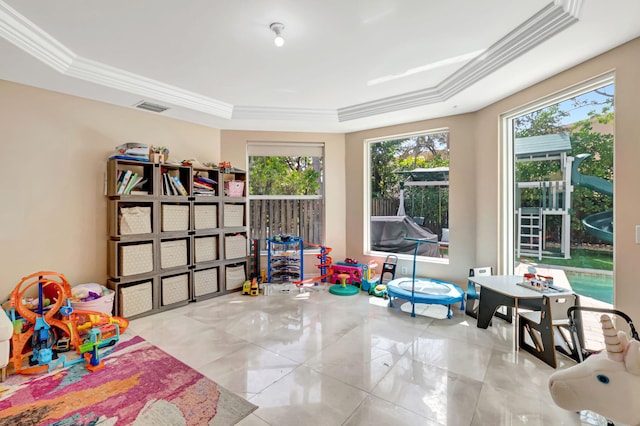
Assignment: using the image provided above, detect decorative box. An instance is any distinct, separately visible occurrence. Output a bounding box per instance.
[161,273,189,305]
[162,204,189,231]
[224,204,245,227]
[194,268,218,297]
[225,264,246,290]
[225,234,247,259]
[195,236,217,262]
[119,206,151,235]
[194,204,217,229]
[224,180,245,197]
[119,243,153,276]
[160,239,188,269]
[119,281,153,317]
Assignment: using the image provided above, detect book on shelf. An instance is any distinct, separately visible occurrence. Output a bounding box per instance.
[171,176,188,196]
[194,174,216,186]
[123,172,139,194]
[162,173,173,196]
[117,170,133,194]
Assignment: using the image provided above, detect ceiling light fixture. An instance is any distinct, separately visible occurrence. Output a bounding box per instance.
[270,22,285,47]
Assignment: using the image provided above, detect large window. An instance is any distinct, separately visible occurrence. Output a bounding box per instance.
[366,129,450,261]
[247,142,324,250]
[502,76,614,305]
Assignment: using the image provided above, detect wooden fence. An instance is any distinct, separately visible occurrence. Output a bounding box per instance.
[249,199,324,248]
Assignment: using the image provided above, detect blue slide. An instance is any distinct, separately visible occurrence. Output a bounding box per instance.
[571,153,613,243]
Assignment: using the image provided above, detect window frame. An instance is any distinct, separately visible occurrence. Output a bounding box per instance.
[246,141,326,252]
[364,128,450,264]
[498,72,615,274]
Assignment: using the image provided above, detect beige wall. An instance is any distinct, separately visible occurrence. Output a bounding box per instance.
[345,37,640,321]
[0,81,220,296]
[220,130,347,272]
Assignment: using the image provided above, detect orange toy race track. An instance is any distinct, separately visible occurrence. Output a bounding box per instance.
[293,243,333,286]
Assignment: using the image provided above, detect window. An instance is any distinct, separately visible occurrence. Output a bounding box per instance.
[247,142,324,250]
[366,129,450,261]
[501,76,614,305]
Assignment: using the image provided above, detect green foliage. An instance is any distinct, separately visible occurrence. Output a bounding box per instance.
[369,132,450,229]
[249,156,321,195]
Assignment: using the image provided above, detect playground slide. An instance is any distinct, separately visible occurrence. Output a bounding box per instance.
[571,153,613,243]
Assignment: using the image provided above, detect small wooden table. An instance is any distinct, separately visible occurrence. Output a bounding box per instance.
[469,275,572,350]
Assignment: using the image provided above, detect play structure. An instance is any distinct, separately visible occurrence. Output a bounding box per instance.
[515,133,613,259]
[5,271,129,376]
[386,237,465,318]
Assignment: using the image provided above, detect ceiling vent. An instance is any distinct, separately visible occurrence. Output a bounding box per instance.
[134,101,169,113]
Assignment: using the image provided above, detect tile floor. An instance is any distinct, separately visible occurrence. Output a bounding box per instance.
[128,286,606,426]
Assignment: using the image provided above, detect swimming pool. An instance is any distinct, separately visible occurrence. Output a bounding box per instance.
[565,270,613,304]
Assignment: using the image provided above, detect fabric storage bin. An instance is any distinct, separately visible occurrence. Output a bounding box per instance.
[119,281,153,317]
[224,180,245,197]
[224,204,245,227]
[119,243,153,276]
[225,234,247,259]
[194,268,218,297]
[161,239,188,269]
[161,274,189,305]
[162,204,189,231]
[194,204,217,229]
[225,264,246,290]
[119,206,151,235]
[195,236,217,262]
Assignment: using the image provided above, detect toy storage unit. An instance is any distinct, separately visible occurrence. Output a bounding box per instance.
[107,158,248,319]
[267,236,304,284]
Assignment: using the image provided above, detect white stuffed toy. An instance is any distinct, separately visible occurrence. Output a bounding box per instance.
[549,314,640,425]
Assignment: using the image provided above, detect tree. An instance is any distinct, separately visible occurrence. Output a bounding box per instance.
[249,156,321,195]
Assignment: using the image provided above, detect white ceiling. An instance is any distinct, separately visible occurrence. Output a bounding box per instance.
[1,0,639,133]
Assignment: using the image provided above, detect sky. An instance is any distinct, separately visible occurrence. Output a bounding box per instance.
[558,83,614,125]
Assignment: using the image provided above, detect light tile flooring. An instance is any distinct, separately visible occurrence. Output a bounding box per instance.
[128,287,605,426]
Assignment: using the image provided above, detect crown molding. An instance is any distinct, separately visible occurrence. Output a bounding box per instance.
[0,1,75,72]
[233,105,337,122]
[0,0,583,124]
[337,0,583,122]
[0,0,233,119]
